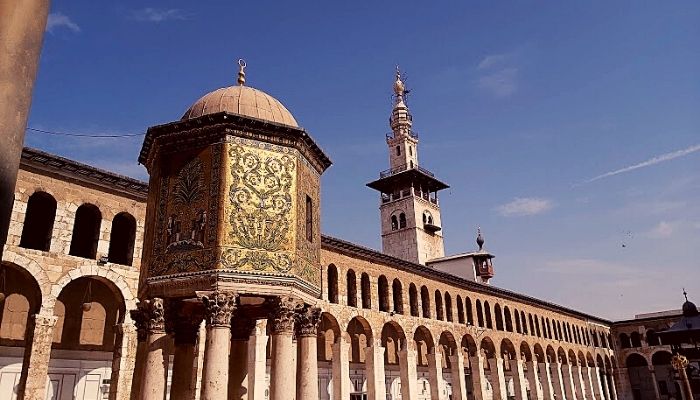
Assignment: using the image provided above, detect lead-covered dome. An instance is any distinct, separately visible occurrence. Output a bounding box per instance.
[182,85,298,127]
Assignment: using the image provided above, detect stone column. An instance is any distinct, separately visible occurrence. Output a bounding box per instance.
[228,316,255,400]
[600,371,611,400]
[140,298,168,400]
[562,364,577,400]
[399,346,419,400]
[200,291,236,400]
[470,355,489,400]
[365,342,386,400]
[648,366,661,400]
[488,357,508,400]
[331,335,351,400]
[170,317,201,400]
[510,359,528,400]
[449,353,468,400]
[247,320,268,400]
[537,362,553,400]
[295,305,321,400]
[527,361,544,400]
[427,351,445,400]
[193,323,206,400]
[0,0,50,259]
[129,309,149,400]
[108,322,138,400]
[607,373,618,400]
[16,312,57,400]
[585,367,600,400]
[550,362,566,400]
[572,364,586,400]
[268,297,299,400]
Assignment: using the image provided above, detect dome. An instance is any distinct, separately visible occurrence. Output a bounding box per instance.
[182,85,298,127]
[682,300,699,317]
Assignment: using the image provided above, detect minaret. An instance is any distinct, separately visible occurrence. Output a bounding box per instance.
[367,68,449,264]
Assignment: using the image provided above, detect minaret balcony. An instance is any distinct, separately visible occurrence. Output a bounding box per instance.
[423,222,442,233]
[379,163,434,179]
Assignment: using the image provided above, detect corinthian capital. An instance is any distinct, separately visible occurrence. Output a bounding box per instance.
[142,298,165,333]
[129,308,148,342]
[295,305,321,337]
[201,291,237,328]
[268,297,302,335]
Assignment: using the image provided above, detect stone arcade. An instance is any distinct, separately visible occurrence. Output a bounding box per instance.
[0,64,690,400]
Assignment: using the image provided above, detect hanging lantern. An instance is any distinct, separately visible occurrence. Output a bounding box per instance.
[81,280,92,311]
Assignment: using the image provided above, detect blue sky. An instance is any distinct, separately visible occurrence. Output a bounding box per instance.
[28,2,700,320]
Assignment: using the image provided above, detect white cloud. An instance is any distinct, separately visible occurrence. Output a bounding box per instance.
[496,197,553,217]
[647,221,675,238]
[579,143,700,185]
[477,53,511,70]
[131,8,188,22]
[477,67,518,98]
[46,12,80,33]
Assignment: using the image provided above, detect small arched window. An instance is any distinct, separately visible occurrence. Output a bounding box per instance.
[476,300,484,327]
[619,333,631,349]
[391,215,398,231]
[456,295,464,324]
[19,191,57,251]
[435,290,444,320]
[69,204,102,259]
[444,292,453,322]
[465,297,474,326]
[392,279,403,314]
[327,265,338,304]
[420,286,431,318]
[484,301,492,329]
[361,273,371,309]
[494,304,504,331]
[346,270,357,308]
[630,332,642,348]
[108,212,136,265]
[396,146,401,156]
[521,311,528,335]
[409,284,419,317]
[504,307,513,332]
[399,213,406,229]
[378,276,390,312]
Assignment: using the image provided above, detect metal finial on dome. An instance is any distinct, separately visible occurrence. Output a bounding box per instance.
[476,227,485,251]
[237,59,247,86]
[393,65,405,96]
[684,288,689,302]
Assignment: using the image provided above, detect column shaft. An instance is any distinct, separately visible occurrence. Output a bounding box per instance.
[200,292,236,400]
[331,339,350,400]
[488,358,507,400]
[16,313,57,400]
[365,344,386,400]
[141,330,168,400]
[550,363,566,400]
[228,339,249,400]
[449,354,468,400]
[108,323,138,400]
[427,351,445,400]
[247,324,268,400]
[268,298,298,400]
[649,367,661,400]
[297,335,319,400]
[562,364,577,400]
[526,361,544,400]
[170,318,201,400]
[538,363,554,400]
[469,356,489,400]
[399,348,419,400]
[510,359,528,400]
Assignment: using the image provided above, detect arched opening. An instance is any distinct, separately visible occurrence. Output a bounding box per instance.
[513,308,521,333]
[444,292,453,322]
[317,312,341,396]
[534,316,541,337]
[456,295,464,324]
[382,321,407,399]
[646,329,659,346]
[465,297,473,326]
[484,301,492,329]
[438,331,457,379]
[346,269,357,307]
[521,311,528,335]
[399,213,407,229]
[476,300,484,327]
[19,191,56,251]
[500,338,517,383]
[461,334,478,395]
[392,278,403,314]
[413,326,434,367]
[480,337,498,392]
[378,276,390,312]
[534,344,545,364]
[626,353,652,399]
[327,264,339,303]
[435,290,444,320]
[69,204,102,259]
[107,212,136,265]
[0,263,42,346]
[361,273,371,309]
[409,284,419,317]
[651,351,676,399]
[420,286,431,318]
[391,215,398,231]
[347,315,373,396]
[630,331,642,348]
[528,314,535,336]
[494,304,504,331]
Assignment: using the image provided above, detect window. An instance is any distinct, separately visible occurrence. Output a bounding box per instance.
[361,273,371,309]
[378,276,389,312]
[20,191,56,251]
[409,284,419,317]
[391,215,398,231]
[392,279,403,314]
[421,286,431,318]
[305,196,313,242]
[435,290,444,320]
[396,146,401,156]
[108,212,136,265]
[399,213,406,229]
[346,270,357,307]
[69,204,101,259]
[327,265,338,303]
[409,146,413,156]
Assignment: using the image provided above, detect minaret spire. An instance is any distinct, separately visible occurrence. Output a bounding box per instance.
[390,66,412,138]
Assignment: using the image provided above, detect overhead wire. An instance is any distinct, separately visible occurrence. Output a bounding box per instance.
[26,127,145,138]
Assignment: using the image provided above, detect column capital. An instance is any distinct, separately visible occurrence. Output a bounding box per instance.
[268,297,302,335]
[129,308,148,341]
[295,304,321,337]
[140,298,165,333]
[201,291,237,328]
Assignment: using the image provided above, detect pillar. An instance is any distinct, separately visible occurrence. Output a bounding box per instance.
[16,313,57,400]
[449,353,468,400]
[247,321,268,400]
[129,309,149,400]
[365,342,386,400]
[427,351,445,400]
[585,367,600,400]
[488,357,507,400]
[550,362,566,400]
[108,322,138,400]
[193,323,206,400]
[296,305,321,400]
[140,298,168,400]
[170,318,201,400]
[268,297,298,400]
[572,364,586,400]
[648,366,661,400]
[527,361,544,400]
[562,364,577,400]
[510,359,528,400]
[399,346,419,400]
[200,291,236,400]
[600,371,611,400]
[229,317,255,400]
[331,336,351,400]
[0,0,50,260]
[607,373,618,400]
[470,355,489,400]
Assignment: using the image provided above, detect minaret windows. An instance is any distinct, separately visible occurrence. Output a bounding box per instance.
[391,215,398,231]
[399,213,406,229]
[396,146,401,156]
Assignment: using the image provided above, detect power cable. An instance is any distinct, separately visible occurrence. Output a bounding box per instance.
[27,127,145,138]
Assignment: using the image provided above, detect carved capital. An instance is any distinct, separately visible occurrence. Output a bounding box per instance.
[201,291,237,328]
[268,297,301,335]
[295,305,321,337]
[141,298,165,333]
[130,308,148,342]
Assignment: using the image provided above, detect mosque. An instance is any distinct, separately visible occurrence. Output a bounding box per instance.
[0,62,693,400]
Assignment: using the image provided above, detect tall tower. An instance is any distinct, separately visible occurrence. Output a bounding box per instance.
[367,68,449,264]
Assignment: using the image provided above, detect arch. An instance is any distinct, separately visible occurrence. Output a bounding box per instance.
[646,329,660,346]
[69,203,102,259]
[420,286,431,318]
[521,311,528,335]
[414,325,435,366]
[409,283,419,317]
[519,342,532,362]
[514,308,521,333]
[391,215,398,231]
[444,292,453,322]
[556,347,567,364]
[465,297,474,326]
[347,316,373,363]
[630,331,642,348]
[461,334,478,357]
[480,336,497,359]
[545,318,552,339]
[438,331,458,369]
[534,315,541,337]
[435,289,444,320]
[399,213,407,229]
[19,191,57,251]
[381,321,406,365]
[546,345,556,363]
[476,299,484,327]
[528,314,535,336]
[360,273,371,309]
[567,349,577,365]
[484,301,492,329]
[625,353,648,367]
[651,350,672,365]
[494,303,504,331]
[534,343,546,363]
[107,212,136,266]
[500,338,517,361]
[1,251,51,301]
[586,352,595,367]
[346,269,357,307]
[392,278,403,314]
[327,264,339,303]
[456,295,464,324]
[504,306,513,332]
[378,275,389,312]
[318,312,341,361]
